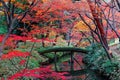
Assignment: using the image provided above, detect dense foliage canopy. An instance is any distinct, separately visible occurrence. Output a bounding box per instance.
[0,0,120,80]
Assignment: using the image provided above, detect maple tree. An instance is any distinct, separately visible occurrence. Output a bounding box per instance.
[0,0,120,80]
[0,0,39,56]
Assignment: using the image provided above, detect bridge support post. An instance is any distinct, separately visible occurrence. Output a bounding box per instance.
[54,52,58,71]
[70,51,74,71]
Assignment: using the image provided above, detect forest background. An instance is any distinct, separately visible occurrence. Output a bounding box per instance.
[0,0,120,80]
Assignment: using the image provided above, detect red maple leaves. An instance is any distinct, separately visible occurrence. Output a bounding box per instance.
[8,66,67,80]
[1,50,30,60]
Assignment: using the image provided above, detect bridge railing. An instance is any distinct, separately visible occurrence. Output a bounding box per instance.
[38,47,89,73]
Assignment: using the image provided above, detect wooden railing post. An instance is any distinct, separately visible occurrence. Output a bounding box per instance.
[54,52,58,71]
[70,51,74,71]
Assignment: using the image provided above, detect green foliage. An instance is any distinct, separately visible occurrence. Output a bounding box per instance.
[28,58,40,68]
[83,43,120,80]
[0,27,7,34]
[0,42,42,79]
[0,16,7,34]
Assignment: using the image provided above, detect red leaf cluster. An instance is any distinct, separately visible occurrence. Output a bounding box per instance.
[8,66,67,80]
[1,50,30,60]
[19,60,26,65]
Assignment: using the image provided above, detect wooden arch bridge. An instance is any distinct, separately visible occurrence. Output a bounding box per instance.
[37,47,109,80]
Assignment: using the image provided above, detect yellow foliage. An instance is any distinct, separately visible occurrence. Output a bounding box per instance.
[74,21,90,32]
[11,0,15,2]
[0,3,2,6]
[55,36,67,46]
[0,11,4,15]
[42,0,49,3]
[76,41,90,47]
[49,31,56,38]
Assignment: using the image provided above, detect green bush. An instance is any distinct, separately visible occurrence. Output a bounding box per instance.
[83,43,120,80]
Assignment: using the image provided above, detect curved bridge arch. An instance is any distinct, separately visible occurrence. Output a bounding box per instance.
[38,47,90,75]
[37,47,108,80]
[38,47,89,54]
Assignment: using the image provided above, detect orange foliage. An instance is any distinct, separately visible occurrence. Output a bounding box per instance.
[74,21,90,32]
